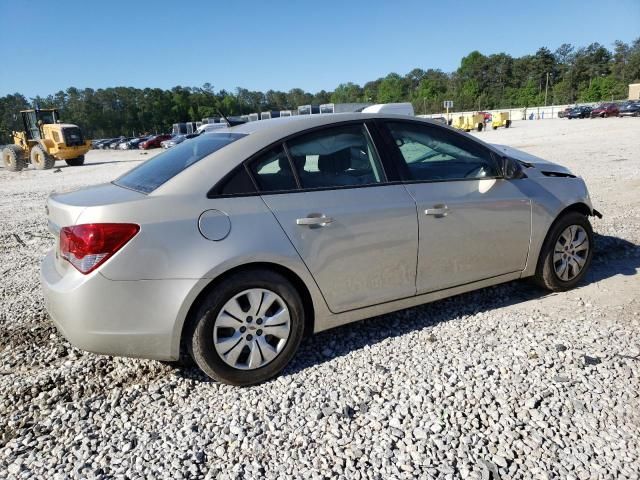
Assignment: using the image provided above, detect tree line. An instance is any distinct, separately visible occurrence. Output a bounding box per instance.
[1,39,639,141]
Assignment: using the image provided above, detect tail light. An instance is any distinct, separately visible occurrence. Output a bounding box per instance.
[60,223,139,274]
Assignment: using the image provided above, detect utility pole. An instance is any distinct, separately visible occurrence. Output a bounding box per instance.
[544,72,550,106]
[423,98,427,115]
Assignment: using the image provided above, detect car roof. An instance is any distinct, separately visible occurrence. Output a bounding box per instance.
[153,113,484,197]
[227,112,441,137]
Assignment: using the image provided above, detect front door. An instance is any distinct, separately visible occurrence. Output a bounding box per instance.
[382,120,531,294]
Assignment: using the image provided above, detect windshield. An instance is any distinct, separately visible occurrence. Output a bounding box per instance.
[114,132,246,193]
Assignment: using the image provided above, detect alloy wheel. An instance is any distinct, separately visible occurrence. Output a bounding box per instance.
[213,288,291,370]
[553,225,590,281]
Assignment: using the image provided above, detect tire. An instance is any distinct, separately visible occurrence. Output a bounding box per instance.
[65,155,85,166]
[505,120,511,128]
[2,145,26,172]
[534,211,594,291]
[187,269,305,386]
[477,123,483,132]
[492,125,498,130]
[30,144,55,170]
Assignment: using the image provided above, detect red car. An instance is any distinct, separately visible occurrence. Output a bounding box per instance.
[140,134,172,149]
[590,103,619,118]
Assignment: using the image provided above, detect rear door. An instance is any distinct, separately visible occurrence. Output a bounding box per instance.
[251,122,419,313]
[380,120,531,294]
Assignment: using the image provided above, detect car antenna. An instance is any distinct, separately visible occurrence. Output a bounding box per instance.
[217,110,245,127]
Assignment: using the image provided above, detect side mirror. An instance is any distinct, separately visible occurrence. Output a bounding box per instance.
[502,156,525,180]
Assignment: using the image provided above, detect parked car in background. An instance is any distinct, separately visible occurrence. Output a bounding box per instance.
[161,133,199,149]
[566,106,592,119]
[41,113,600,386]
[121,136,151,150]
[93,139,112,149]
[618,101,640,117]
[140,134,172,150]
[590,103,619,118]
[558,106,574,118]
[111,138,134,149]
[99,138,125,149]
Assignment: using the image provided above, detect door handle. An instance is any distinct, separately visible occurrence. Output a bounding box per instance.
[296,215,334,226]
[425,205,449,218]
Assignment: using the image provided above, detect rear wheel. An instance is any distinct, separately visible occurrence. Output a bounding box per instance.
[187,269,305,386]
[65,155,85,166]
[534,212,593,291]
[30,145,55,170]
[505,120,511,128]
[2,145,26,172]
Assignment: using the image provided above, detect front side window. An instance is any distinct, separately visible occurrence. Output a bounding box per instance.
[386,122,500,182]
[286,123,385,189]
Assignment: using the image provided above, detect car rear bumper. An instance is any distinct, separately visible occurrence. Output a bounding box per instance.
[40,250,201,361]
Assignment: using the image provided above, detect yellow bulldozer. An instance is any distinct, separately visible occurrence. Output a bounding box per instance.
[2,108,91,172]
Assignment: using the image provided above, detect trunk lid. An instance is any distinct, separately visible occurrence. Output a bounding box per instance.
[47,183,146,275]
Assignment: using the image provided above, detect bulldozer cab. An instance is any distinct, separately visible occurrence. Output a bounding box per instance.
[20,109,59,140]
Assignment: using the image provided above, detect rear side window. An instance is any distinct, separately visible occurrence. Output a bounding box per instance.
[114,132,246,193]
[216,166,256,196]
[286,124,385,189]
[249,146,298,193]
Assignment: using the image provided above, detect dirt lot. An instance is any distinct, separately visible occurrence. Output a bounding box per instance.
[1,118,639,479]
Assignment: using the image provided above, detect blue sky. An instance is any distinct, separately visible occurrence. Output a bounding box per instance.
[1,0,638,98]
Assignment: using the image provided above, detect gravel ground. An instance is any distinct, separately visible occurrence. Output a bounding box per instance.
[1,118,639,479]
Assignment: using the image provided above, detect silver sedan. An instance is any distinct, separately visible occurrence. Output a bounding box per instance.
[40,114,600,385]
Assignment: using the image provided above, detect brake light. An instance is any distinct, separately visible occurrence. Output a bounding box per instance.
[60,223,139,274]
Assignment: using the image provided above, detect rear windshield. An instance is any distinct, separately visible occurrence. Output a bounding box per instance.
[114,132,246,193]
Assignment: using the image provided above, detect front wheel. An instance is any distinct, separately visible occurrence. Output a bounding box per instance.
[534,212,594,291]
[187,269,305,386]
[30,145,55,170]
[65,155,85,166]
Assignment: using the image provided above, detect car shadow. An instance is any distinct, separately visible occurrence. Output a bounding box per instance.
[173,233,639,383]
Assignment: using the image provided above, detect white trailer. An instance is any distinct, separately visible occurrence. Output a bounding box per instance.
[361,103,414,116]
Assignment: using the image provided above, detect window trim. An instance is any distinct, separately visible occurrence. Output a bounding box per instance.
[375,119,506,184]
[208,119,396,198]
[207,162,260,198]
